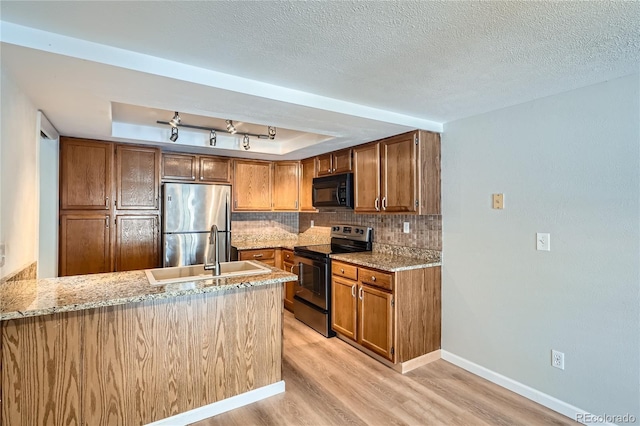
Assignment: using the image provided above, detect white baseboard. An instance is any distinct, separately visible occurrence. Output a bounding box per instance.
[441,351,615,426]
[147,381,286,426]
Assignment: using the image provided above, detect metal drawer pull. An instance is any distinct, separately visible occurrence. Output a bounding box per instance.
[359,287,364,300]
[371,276,376,281]
[340,268,344,273]
[105,197,109,209]
[374,197,379,211]
[253,254,264,258]
[382,197,387,210]
[351,284,356,298]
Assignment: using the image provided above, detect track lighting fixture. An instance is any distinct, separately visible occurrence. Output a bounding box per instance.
[226,120,237,134]
[158,112,275,150]
[169,111,181,127]
[169,126,179,142]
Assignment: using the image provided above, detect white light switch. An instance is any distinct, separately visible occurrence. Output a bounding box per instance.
[310,220,314,228]
[536,233,550,251]
[403,222,410,233]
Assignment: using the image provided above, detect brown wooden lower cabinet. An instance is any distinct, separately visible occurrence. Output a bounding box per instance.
[1,284,283,425]
[59,213,112,276]
[115,215,160,271]
[238,248,276,266]
[331,260,441,370]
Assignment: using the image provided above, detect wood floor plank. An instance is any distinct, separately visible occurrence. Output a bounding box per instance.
[193,311,577,426]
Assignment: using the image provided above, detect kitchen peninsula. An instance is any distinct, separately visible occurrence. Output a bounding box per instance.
[0,266,297,425]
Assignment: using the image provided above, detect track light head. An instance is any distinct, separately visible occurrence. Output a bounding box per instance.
[225,120,237,134]
[242,134,250,150]
[169,111,181,128]
[170,126,179,142]
[209,130,217,146]
[268,126,276,140]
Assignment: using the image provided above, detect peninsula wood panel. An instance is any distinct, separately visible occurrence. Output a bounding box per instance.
[81,284,282,424]
[59,213,112,276]
[380,133,417,213]
[299,157,316,211]
[232,160,272,211]
[115,145,160,210]
[60,138,113,210]
[273,161,300,211]
[1,312,83,426]
[396,266,442,361]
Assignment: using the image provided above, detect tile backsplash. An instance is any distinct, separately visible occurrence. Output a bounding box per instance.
[232,211,442,250]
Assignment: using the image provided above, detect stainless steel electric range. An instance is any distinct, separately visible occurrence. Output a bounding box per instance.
[293,225,373,337]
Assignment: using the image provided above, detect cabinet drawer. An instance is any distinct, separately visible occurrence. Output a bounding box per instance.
[239,249,276,261]
[359,268,393,291]
[332,261,358,281]
[282,250,294,263]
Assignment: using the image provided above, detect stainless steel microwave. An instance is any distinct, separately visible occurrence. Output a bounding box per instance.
[312,173,354,208]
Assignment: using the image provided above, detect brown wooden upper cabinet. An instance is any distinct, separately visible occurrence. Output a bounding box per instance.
[232,160,272,211]
[60,138,113,210]
[353,131,441,215]
[162,153,231,183]
[116,145,160,210]
[316,149,352,176]
[299,157,317,212]
[273,161,300,211]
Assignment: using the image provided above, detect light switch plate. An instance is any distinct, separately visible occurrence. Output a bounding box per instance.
[537,233,550,251]
[0,243,5,267]
[403,222,410,233]
[492,193,504,209]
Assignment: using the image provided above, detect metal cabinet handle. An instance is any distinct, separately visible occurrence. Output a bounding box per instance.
[327,168,331,173]
[371,276,376,281]
[105,216,109,228]
[351,284,356,298]
[332,168,336,172]
[374,197,380,211]
[359,287,364,300]
[105,196,109,210]
[382,197,387,210]
[253,254,264,258]
[200,176,203,180]
[340,268,344,273]
[295,200,298,209]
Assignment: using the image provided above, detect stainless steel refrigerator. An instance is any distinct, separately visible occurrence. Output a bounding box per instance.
[162,183,231,267]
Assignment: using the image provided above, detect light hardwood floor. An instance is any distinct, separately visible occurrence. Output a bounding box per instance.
[193,311,576,425]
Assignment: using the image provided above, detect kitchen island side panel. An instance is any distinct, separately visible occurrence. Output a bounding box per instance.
[1,283,283,425]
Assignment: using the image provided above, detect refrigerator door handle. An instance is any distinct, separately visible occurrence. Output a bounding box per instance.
[226,192,231,261]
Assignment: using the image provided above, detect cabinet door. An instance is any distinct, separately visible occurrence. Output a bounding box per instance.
[233,160,272,211]
[283,260,296,312]
[59,214,112,276]
[162,153,197,181]
[299,158,316,212]
[116,145,160,210]
[332,149,352,174]
[60,138,113,210]
[358,284,394,362]
[199,156,231,183]
[273,161,300,211]
[332,276,358,340]
[316,154,333,176]
[353,143,381,213]
[381,134,417,213]
[115,215,159,271]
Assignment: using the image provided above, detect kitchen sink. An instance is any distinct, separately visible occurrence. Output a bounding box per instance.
[145,260,272,286]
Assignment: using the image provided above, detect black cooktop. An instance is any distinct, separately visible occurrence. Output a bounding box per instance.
[294,225,374,259]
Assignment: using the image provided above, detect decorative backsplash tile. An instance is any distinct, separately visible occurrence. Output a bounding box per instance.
[231,212,298,238]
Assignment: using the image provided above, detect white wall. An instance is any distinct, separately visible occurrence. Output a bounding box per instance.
[441,73,640,420]
[0,66,38,278]
[38,131,59,278]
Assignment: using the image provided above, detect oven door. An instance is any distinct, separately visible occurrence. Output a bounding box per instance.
[294,255,329,310]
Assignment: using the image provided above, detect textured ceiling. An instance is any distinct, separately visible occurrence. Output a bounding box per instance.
[1,1,639,157]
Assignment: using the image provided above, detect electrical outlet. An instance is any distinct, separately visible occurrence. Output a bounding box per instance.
[403,222,410,233]
[492,193,504,209]
[551,350,565,370]
[537,233,551,251]
[310,220,314,228]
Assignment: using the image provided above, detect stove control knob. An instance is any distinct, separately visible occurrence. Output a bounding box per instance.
[333,226,339,231]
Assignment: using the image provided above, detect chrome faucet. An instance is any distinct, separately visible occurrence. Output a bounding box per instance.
[204,224,220,276]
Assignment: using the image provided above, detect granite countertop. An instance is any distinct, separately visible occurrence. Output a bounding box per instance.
[0,265,297,321]
[330,251,441,272]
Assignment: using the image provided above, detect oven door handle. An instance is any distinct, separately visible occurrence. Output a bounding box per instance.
[293,262,303,285]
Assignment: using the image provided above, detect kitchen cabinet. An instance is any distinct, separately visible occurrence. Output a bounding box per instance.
[59,138,161,276]
[238,248,276,266]
[232,160,272,211]
[59,213,112,276]
[353,130,441,215]
[299,157,317,212]
[115,215,160,271]
[116,145,160,210]
[316,149,352,176]
[161,153,231,183]
[60,138,113,210]
[331,260,441,370]
[273,161,300,211]
[281,249,296,312]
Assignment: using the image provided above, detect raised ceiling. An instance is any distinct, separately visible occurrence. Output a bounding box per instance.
[1,1,638,159]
